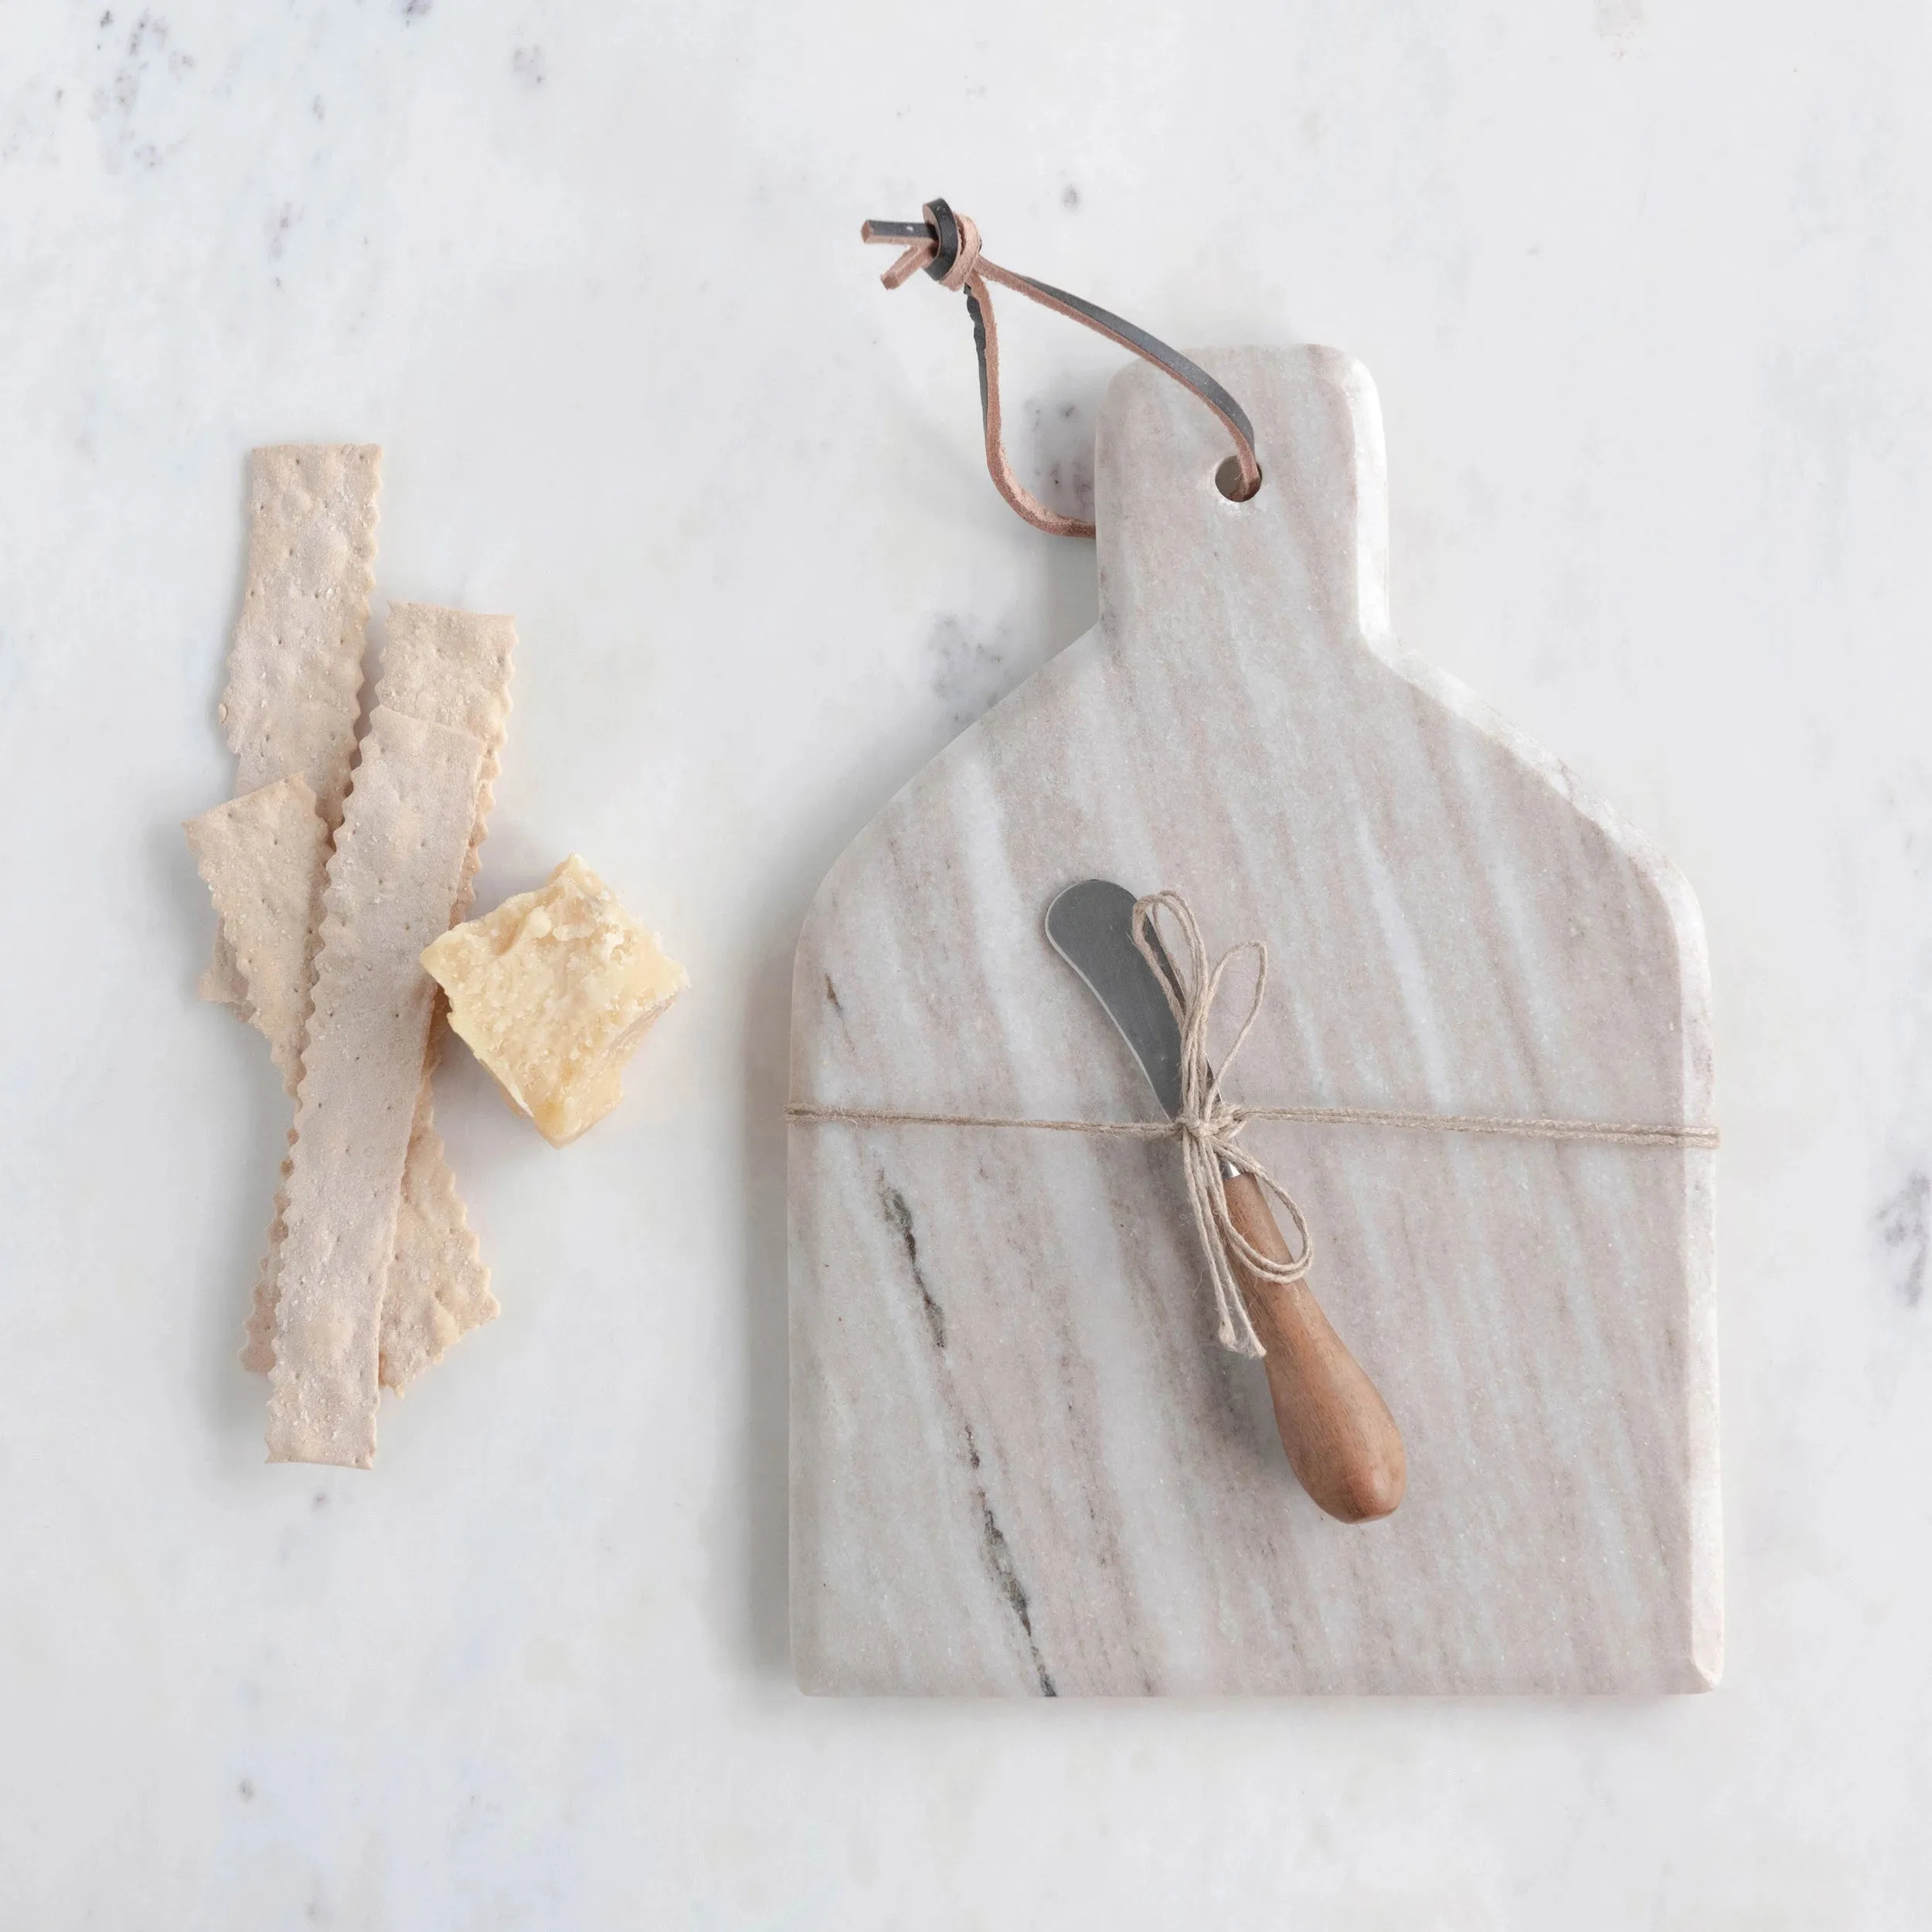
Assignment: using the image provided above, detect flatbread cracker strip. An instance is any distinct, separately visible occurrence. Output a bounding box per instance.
[250,1053,498,1393]
[185,777,329,1094]
[376,604,517,916]
[378,1081,498,1394]
[374,604,515,757]
[219,444,381,824]
[236,607,517,1378]
[202,444,380,1006]
[265,706,486,1468]
[239,1062,489,1378]
[369,605,518,1363]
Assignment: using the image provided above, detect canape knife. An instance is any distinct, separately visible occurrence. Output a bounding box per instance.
[1046,879,1406,1522]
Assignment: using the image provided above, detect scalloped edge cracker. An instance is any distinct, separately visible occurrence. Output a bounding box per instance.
[202,444,379,1007]
[376,604,515,920]
[239,606,516,1389]
[244,1084,499,1394]
[185,777,328,1094]
[266,707,485,1468]
[369,605,517,1383]
[221,444,381,825]
[378,1083,498,1394]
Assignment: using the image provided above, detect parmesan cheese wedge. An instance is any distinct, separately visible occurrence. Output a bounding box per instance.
[422,856,687,1147]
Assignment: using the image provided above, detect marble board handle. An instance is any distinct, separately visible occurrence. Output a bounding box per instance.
[1221,1168,1408,1523]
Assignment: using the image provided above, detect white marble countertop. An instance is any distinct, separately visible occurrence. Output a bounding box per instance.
[3,2,1930,1923]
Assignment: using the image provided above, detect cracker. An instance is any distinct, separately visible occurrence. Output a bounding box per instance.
[370,604,517,1365]
[240,1044,492,1382]
[244,1052,497,1387]
[185,777,328,1094]
[378,1083,498,1394]
[265,706,486,1468]
[237,607,516,1383]
[220,444,382,823]
[376,603,517,916]
[202,444,379,1007]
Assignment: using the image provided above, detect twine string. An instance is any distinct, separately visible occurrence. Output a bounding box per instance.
[1131,889,1303,1355]
[787,892,1720,1360]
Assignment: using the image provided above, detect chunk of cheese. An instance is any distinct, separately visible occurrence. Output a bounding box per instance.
[422,855,687,1147]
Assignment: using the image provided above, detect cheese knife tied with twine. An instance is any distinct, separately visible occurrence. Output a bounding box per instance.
[1046,879,1407,1523]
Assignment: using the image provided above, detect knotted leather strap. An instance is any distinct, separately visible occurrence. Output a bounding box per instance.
[862,199,1263,538]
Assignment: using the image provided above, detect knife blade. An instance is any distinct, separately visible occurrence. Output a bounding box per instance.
[1044,878,1188,1121]
[1045,878,1406,1522]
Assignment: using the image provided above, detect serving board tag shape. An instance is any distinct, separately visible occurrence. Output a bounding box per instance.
[789,345,1718,1696]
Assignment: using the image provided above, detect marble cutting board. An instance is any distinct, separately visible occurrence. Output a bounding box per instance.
[787,345,1719,1696]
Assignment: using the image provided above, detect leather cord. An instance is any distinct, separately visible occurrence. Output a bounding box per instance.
[862,199,1263,539]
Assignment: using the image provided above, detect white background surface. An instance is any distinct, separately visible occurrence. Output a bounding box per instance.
[3,2,1930,1924]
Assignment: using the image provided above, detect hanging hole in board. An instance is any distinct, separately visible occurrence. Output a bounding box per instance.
[1216,454,1263,503]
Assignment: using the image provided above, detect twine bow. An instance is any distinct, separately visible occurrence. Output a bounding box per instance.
[1131,890,1308,1359]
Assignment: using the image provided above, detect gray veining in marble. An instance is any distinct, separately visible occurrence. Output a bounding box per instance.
[788,346,1718,1696]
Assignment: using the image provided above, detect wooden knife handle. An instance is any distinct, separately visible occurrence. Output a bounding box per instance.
[1221,1168,1406,1523]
